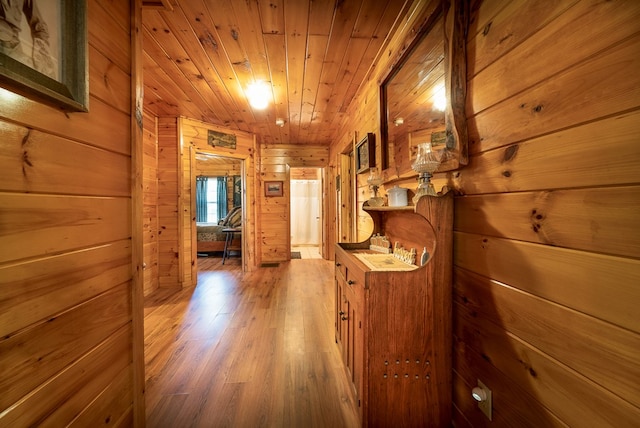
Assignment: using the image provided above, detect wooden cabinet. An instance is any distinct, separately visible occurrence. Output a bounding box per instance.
[335,247,365,408]
[334,193,453,427]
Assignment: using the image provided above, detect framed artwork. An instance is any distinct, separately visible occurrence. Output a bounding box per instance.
[208,129,237,149]
[264,181,283,197]
[0,2,88,112]
[356,132,375,174]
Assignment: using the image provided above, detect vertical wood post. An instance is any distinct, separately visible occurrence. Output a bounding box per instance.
[131,0,146,425]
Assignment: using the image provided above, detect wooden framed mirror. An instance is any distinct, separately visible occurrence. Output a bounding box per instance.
[379,0,468,178]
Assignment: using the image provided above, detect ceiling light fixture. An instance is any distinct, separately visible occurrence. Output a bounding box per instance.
[275,118,285,127]
[246,80,270,110]
[394,117,404,126]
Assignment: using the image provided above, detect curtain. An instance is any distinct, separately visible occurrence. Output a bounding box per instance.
[290,179,320,245]
[217,177,228,220]
[233,176,242,207]
[196,176,208,222]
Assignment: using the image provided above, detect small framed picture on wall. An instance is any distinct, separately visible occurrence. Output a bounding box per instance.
[264,181,283,197]
[356,132,375,174]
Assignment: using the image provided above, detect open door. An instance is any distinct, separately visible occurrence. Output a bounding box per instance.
[338,152,355,243]
[290,167,323,259]
[192,151,244,276]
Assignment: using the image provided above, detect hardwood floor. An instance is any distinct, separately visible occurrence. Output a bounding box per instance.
[144,256,360,427]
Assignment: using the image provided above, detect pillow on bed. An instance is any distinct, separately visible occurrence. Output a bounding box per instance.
[219,206,242,227]
[226,207,242,227]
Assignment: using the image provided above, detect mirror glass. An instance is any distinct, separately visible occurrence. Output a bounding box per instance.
[382,14,445,176]
[380,2,467,178]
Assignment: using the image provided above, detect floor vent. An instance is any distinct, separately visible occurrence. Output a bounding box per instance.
[291,252,302,259]
[261,262,280,268]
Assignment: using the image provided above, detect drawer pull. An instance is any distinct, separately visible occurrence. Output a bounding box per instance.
[341,315,348,321]
[336,262,341,266]
[339,311,345,316]
[348,280,355,285]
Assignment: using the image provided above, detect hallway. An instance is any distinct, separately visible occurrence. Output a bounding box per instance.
[144,257,359,427]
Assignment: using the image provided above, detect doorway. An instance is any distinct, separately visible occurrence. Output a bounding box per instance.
[193,152,244,270]
[290,167,322,259]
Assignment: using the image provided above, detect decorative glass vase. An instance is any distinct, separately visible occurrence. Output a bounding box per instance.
[367,167,384,206]
[411,142,441,204]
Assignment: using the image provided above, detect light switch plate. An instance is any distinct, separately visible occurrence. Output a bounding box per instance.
[477,379,492,421]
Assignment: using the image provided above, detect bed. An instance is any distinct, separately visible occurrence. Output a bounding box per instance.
[197,206,242,253]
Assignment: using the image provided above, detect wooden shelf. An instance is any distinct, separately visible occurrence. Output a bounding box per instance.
[362,204,414,212]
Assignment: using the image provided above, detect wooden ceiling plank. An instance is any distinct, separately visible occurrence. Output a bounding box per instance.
[231,0,271,80]
[323,0,396,118]
[231,0,279,144]
[308,0,336,36]
[199,0,281,143]
[174,1,258,130]
[338,0,410,112]
[313,0,363,117]
[300,34,329,131]
[290,5,322,141]
[202,0,255,98]
[141,0,414,146]
[284,0,311,143]
[143,11,224,124]
[142,49,205,120]
[264,33,290,143]
[324,37,369,116]
[142,39,192,108]
[159,3,247,127]
[259,0,285,35]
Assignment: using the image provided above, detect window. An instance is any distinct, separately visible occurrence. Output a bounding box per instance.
[196,176,228,223]
[206,183,220,223]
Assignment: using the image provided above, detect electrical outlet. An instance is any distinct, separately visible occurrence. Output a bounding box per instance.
[476,379,492,421]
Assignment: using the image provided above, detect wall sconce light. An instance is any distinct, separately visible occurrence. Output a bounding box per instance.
[275,118,285,127]
[394,117,404,126]
[246,80,270,110]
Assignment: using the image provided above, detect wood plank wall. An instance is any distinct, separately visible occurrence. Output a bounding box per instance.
[451,1,640,426]
[259,144,329,262]
[291,167,321,180]
[143,108,159,296]
[0,0,144,425]
[194,160,242,177]
[157,117,182,288]
[330,0,640,426]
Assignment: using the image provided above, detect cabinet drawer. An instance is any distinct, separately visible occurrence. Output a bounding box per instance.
[345,266,365,292]
[335,251,349,281]
[335,250,365,302]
